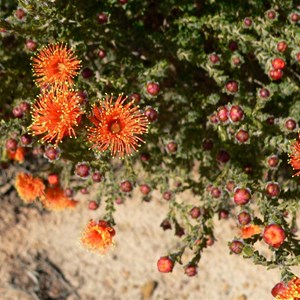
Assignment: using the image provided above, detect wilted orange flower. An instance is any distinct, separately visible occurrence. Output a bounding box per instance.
[29,88,83,146]
[272,277,300,299]
[42,185,78,211]
[87,95,149,157]
[15,172,45,203]
[289,139,300,176]
[7,147,26,163]
[81,220,115,254]
[32,43,81,87]
[240,224,262,239]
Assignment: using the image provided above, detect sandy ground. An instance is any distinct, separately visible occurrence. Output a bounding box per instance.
[0,184,292,300]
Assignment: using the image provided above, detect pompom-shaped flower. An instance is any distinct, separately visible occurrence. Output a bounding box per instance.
[32,43,81,87]
[271,276,300,299]
[289,139,300,176]
[81,220,115,254]
[240,224,261,239]
[87,95,149,157]
[29,88,83,146]
[42,185,78,211]
[15,172,45,203]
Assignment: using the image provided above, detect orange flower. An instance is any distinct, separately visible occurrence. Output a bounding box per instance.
[272,277,300,299]
[42,186,78,211]
[81,220,115,254]
[240,224,262,239]
[289,140,300,176]
[29,88,83,146]
[7,147,25,163]
[87,95,149,157]
[15,172,45,203]
[32,43,81,87]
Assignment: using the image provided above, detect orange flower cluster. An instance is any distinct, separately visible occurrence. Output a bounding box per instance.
[15,172,77,211]
[29,88,83,145]
[29,43,83,146]
[42,186,78,211]
[240,224,262,239]
[81,220,115,254]
[272,277,300,299]
[30,44,148,158]
[15,172,45,203]
[32,43,81,87]
[26,43,148,255]
[289,139,300,176]
[87,95,149,157]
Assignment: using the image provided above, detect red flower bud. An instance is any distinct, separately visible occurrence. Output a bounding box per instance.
[98,49,106,59]
[285,118,297,130]
[218,209,229,220]
[81,67,94,79]
[229,105,244,122]
[140,184,151,195]
[269,68,283,81]
[237,211,251,225]
[80,187,89,194]
[226,181,235,192]
[211,187,222,198]
[266,10,277,20]
[209,53,219,64]
[88,201,99,210]
[233,188,251,205]
[267,155,279,168]
[92,171,103,183]
[259,88,270,99]
[229,240,244,254]
[217,106,229,123]
[265,182,280,198]
[166,141,178,153]
[146,82,160,96]
[129,93,141,104]
[44,146,60,161]
[144,107,158,122]
[263,224,285,248]
[120,180,133,192]
[244,17,252,27]
[290,13,300,23]
[184,265,197,277]
[12,106,24,118]
[216,150,231,163]
[190,207,201,219]
[157,256,174,273]
[15,8,26,20]
[277,41,288,53]
[6,138,18,152]
[163,191,172,201]
[97,12,108,24]
[271,58,286,69]
[75,163,90,178]
[225,80,239,93]
[235,129,249,143]
[20,134,32,146]
[26,40,37,51]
